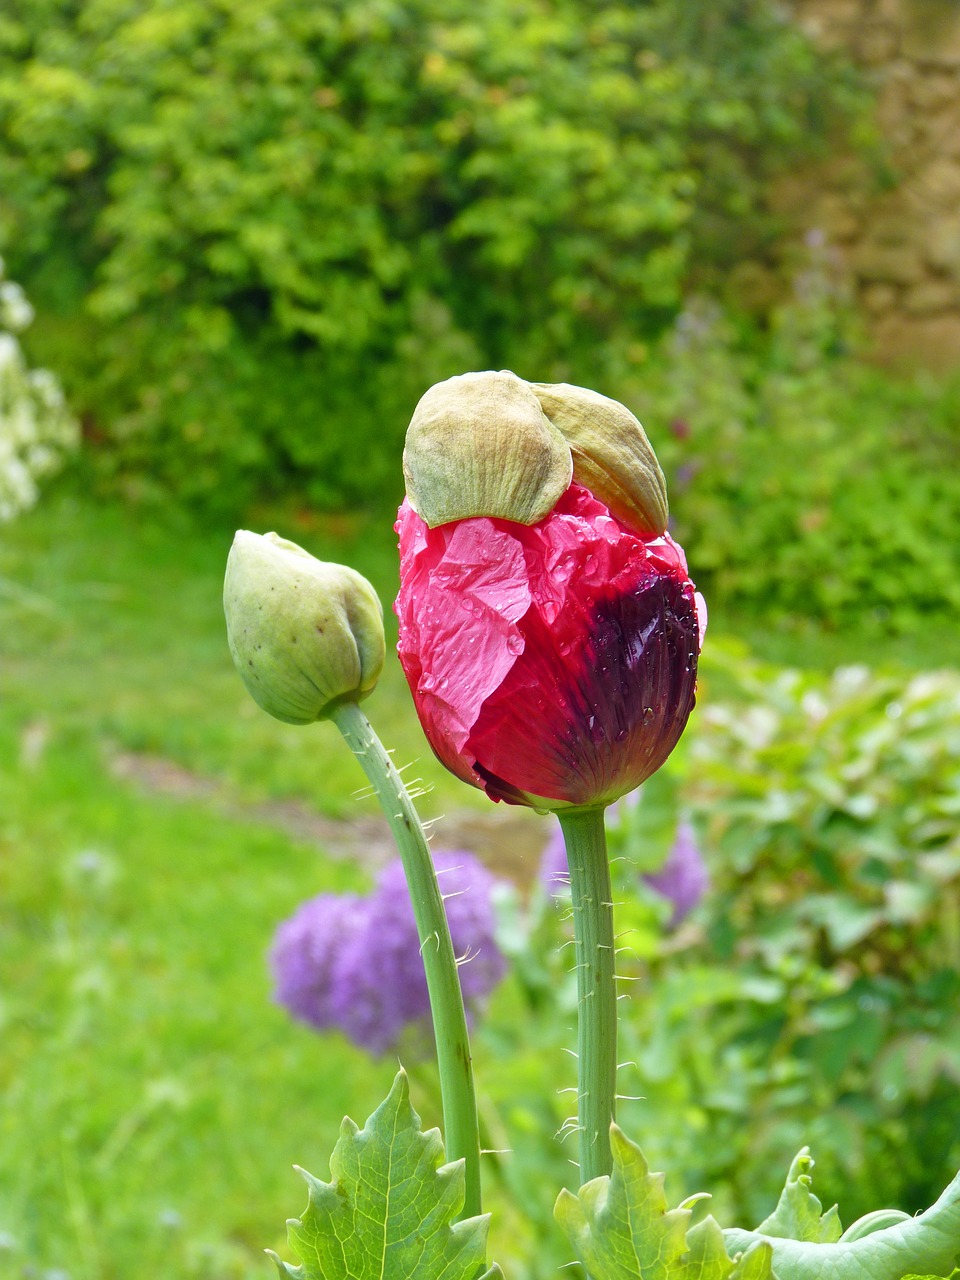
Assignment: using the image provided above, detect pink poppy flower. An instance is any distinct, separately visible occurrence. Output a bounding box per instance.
[395,480,704,810]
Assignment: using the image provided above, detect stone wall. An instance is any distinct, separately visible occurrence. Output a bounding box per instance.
[778,0,960,369]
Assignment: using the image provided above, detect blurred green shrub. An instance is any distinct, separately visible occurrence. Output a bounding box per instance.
[682,650,960,1222]
[0,0,858,512]
[487,648,960,1262]
[634,251,960,633]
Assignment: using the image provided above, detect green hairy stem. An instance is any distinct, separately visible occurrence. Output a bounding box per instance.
[331,700,483,1221]
[558,805,618,1185]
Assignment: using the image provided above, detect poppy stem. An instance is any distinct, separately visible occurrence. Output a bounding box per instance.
[331,699,483,1222]
[558,804,617,1184]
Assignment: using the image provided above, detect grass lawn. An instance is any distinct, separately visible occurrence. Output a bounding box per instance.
[0,490,442,1277]
[1,485,955,1278]
[0,730,392,1276]
[0,488,479,818]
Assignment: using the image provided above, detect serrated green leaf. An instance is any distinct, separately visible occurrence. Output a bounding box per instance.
[554,1125,776,1280]
[725,1158,960,1280]
[676,1218,733,1279]
[730,1242,777,1280]
[679,1217,775,1280]
[754,1149,841,1244]
[269,1071,501,1280]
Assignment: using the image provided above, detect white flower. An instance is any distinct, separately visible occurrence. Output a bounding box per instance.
[0,281,34,333]
[0,269,78,521]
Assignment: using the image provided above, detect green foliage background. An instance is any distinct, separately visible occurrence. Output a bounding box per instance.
[0,0,858,512]
[2,0,957,635]
[642,291,960,633]
[490,650,960,1274]
[2,4,960,1275]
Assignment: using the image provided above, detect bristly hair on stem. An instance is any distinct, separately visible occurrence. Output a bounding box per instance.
[558,805,618,1184]
[331,700,484,1224]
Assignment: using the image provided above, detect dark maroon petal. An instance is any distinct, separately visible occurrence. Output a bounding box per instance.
[467,571,698,806]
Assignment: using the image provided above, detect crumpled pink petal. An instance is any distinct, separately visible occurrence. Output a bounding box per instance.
[395,502,531,783]
[396,483,701,808]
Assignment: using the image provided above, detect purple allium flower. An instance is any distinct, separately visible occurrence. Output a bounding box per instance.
[644,819,709,926]
[270,850,507,1056]
[538,809,708,928]
[269,892,370,1030]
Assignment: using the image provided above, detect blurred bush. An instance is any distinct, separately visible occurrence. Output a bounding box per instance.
[682,650,960,1222]
[636,245,960,634]
[0,0,858,512]
[486,648,960,1266]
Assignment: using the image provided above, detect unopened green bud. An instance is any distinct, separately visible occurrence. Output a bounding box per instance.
[403,370,573,528]
[532,382,668,536]
[224,531,385,725]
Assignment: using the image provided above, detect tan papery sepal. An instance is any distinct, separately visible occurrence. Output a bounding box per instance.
[403,370,573,528]
[532,382,668,536]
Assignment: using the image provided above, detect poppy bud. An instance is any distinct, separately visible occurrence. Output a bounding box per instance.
[395,375,704,812]
[224,531,384,725]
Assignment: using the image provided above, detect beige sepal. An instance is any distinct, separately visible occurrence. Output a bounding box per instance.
[532,382,668,536]
[403,370,573,528]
